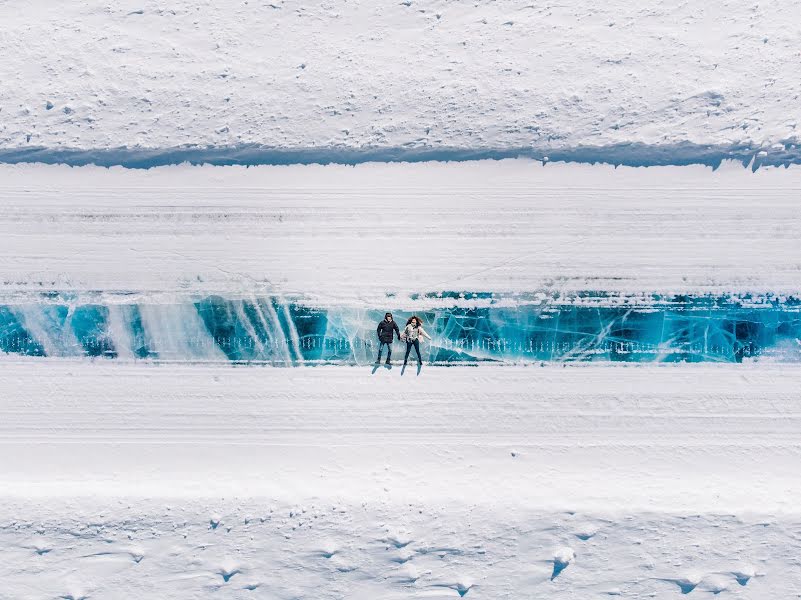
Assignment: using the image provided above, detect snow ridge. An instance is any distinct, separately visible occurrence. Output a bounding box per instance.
[1,141,799,169]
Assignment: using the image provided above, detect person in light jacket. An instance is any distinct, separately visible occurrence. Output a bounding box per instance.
[402,315,431,367]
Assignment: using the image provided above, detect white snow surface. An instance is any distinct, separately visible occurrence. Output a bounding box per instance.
[1,0,800,153]
[1,361,800,598]
[0,159,799,302]
[4,2,801,596]
[0,500,786,599]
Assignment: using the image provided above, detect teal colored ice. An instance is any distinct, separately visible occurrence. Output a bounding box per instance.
[1,293,799,364]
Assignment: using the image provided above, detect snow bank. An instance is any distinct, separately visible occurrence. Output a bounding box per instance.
[1,0,799,161]
[0,500,783,599]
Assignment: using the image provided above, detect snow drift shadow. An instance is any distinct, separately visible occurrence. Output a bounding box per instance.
[0,142,799,169]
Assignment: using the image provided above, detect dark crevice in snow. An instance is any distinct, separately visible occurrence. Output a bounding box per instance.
[0,142,799,169]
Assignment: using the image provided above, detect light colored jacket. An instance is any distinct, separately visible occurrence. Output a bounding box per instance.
[403,324,431,342]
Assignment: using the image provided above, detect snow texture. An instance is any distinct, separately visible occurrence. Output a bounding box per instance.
[0,501,783,599]
[0,160,799,302]
[2,362,799,510]
[0,362,798,597]
[1,0,800,162]
[2,2,801,596]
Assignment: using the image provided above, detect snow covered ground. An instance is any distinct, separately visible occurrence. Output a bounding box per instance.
[1,160,799,301]
[1,0,799,161]
[1,159,799,595]
[1,158,799,596]
[0,500,791,599]
[3,1,801,594]
[3,362,799,508]
[2,361,800,598]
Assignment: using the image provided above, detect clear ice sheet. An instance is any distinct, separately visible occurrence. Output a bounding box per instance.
[1,294,799,364]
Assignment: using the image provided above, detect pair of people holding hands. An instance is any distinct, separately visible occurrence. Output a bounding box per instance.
[375,312,431,369]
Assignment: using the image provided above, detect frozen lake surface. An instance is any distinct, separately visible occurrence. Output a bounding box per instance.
[3,0,801,596]
[1,162,799,597]
[2,292,800,363]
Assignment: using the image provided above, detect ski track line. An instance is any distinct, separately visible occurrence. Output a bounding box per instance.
[0,161,800,298]
[1,362,800,514]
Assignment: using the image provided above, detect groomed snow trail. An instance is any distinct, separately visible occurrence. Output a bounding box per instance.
[1,362,800,598]
[1,160,799,300]
[1,362,800,511]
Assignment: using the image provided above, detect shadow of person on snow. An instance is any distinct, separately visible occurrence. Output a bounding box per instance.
[400,363,423,376]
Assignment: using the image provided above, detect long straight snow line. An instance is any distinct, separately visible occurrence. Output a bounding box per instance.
[1,361,800,514]
[1,0,799,154]
[0,160,799,301]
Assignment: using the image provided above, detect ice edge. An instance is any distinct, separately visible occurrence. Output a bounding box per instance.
[1,141,799,169]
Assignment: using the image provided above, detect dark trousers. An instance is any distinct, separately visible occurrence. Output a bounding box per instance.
[404,339,422,365]
[377,341,393,363]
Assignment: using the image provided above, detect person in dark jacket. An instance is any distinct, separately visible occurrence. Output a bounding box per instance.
[376,312,401,365]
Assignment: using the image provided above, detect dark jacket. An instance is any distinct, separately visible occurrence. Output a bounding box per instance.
[377,318,401,343]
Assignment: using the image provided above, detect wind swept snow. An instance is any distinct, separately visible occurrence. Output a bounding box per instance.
[1,0,799,159]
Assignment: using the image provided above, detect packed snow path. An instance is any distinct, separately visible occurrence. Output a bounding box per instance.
[2,362,799,510]
[1,1,799,160]
[1,160,800,301]
[1,362,800,598]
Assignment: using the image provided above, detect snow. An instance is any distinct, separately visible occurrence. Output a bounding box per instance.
[0,160,799,303]
[2,160,800,598]
[2,2,801,595]
[1,136,800,600]
[0,499,788,599]
[1,361,800,597]
[2,361,800,511]
[1,0,799,157]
